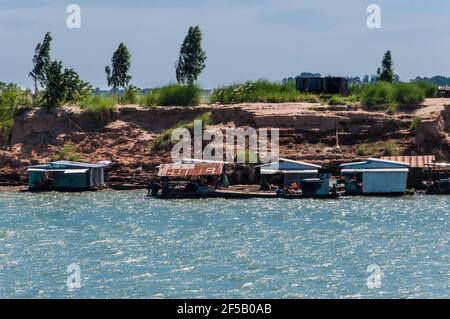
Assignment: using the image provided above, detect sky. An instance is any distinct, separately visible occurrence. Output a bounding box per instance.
[0,0,449,89]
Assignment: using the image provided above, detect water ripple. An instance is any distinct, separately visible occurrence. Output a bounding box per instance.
[0,192,448,298]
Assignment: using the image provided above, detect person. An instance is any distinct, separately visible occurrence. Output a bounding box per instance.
[147,181,161,197]
[290,181,300,191]
[260,181,270,191]
[275,186,285,197]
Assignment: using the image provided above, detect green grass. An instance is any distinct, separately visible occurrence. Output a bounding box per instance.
[78,95,116,113]
[210,79,320,104]
[141,84,202,107]
[355,81,437,112]
[151,112,211,152]
[355,141,401,157]
[410,116,422,132]
[50,143,82,161]
[327,95,358,105]
[386,103,397,115]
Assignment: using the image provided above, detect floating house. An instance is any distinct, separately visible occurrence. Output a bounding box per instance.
[340,158,409,195]
[257,158,316,184]
[295,76,349,96]
[300,175,334,197]
[424,162,450,194]
[27,160,110,191]
[381,155,435,189]
[157,162,226,197]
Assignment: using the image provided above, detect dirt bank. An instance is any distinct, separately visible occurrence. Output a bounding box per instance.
[1,100,449,187]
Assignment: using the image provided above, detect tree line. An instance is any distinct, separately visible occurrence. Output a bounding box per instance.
[29,25,207,109]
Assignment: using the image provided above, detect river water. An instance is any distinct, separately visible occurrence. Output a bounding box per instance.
[0,191,448,298]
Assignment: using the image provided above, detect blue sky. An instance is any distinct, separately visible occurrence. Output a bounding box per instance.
[0,0,449,89]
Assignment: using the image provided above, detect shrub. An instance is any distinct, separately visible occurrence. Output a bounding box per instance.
[382,141,400,156]
[210,79,319,104]
[78,95,116,113]
[50,143,82,161]
[393,83,425,106]
[414,81,437,98]
[141,84,202,107]
[356,143,375,156]
[410,116,422,132]
[0,82,32,138]
[328,95,348,105]
[121,85,139,104]
[360,82,394,109]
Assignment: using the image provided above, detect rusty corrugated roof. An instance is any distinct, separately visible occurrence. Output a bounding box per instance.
[158,163,223,177]
[380,155,435,168]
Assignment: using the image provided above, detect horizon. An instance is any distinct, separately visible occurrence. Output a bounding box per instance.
[1,0,450,89]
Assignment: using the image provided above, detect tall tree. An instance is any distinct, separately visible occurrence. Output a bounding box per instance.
[379,50,394,82]
[42,61,92,110]
[175,26,207,84]
[105,43,132,101]
[42,61,66,110]
[29,32,52,104]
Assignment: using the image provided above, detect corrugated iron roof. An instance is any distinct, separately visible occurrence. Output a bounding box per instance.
[380,155,435,168]
[158,163,223,178]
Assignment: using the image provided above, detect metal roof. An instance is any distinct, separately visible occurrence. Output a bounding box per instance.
[51,161,110,168]
[158,163,223,178]
[260,169,318,175]
[29,161,110,169]
[256,158,321,169]
[340,158,409,168]
[342,168,409,173]
[380,155,435,168]
[181,158,233,164]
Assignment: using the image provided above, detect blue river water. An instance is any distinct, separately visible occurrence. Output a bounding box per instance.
[0,191,448,299]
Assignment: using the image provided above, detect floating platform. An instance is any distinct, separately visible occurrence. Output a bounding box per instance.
[151,189,339,200]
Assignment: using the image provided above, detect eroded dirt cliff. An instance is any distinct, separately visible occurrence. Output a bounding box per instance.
[1,100,449,186]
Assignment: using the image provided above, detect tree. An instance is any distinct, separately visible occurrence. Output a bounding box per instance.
[42,61,66,110]
[63,68,92,102]
[105,43,132,101]
[29,32,52,104]
[42,61,92,110]
[362,74,370,83]
[175,26,207,84]
[379,50,394,82]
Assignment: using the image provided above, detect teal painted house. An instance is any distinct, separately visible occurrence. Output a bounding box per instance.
[340,158,409,195]
[258,158,321,187]
[27,161,110,191]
